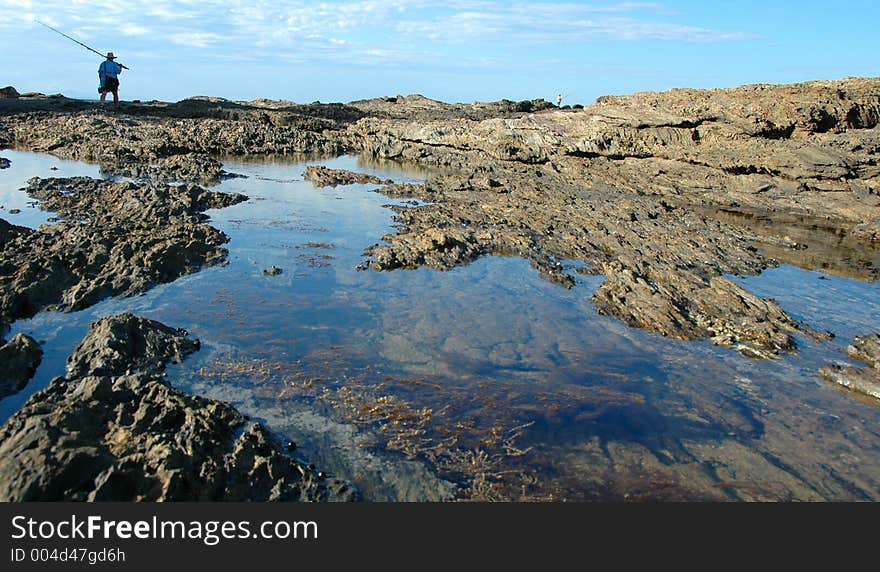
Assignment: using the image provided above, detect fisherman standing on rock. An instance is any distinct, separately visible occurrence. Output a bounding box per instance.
[35,21,131,110]
[98,52,123,109]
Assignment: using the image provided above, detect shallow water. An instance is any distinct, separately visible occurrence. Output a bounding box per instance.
[2,150,880,500]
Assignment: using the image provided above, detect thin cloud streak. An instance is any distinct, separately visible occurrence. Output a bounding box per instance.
[2,1,754,48]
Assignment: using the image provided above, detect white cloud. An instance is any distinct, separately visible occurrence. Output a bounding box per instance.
[396,3,755,44]
[169,32,223,48]
[0,0,756,65]
[120,24,151,36]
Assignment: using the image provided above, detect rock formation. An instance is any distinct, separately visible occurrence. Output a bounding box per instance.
[0,177,247,336]
[348,79,879,357]
[820,333,880,400]
[0,333,42,400]
[303,165,387,187]
[0,313,357,501]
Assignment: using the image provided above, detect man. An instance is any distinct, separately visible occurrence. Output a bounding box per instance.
[557,94,563,107]
[98,52,123,109]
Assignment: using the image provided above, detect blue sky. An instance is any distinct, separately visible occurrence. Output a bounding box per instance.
[1,1,878,104]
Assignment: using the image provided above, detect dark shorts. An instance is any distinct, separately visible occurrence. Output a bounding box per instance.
[100,77,119,94]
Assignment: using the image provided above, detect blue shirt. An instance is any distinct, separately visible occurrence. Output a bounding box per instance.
[98,59,122,85]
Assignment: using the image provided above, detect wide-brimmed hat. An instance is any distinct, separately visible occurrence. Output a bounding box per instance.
[106,52,116,59]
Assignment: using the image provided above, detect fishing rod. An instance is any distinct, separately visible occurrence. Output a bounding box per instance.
[35,19,130,69]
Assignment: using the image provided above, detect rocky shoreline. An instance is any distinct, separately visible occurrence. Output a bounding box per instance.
[0,332,42,400]
[5,79,877,358]
[0,313,357,501]
[1,176,247,338]
[1,77,879,500]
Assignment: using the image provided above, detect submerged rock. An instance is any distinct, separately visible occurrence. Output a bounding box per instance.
[0,156,9,169]
[0,333,42,400]
[0,313,358,501]
[820,333,880,401]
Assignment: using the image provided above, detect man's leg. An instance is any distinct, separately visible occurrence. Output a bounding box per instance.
[112,89,119,109]
[100,90,107,104]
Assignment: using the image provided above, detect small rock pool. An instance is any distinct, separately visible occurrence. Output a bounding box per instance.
[2,149,880,500]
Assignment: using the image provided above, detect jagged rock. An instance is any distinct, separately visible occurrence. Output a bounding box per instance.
[104,152,226,184]
[349,93,555,121]
[0,86,19,98]
[0,98,358,179]
[303,165,385,187]
[0,333,42,400]
[350,79,880,356]
[820,365,880,401]
[63,314,196,378]
[0,219,29,243]
[847,333,880,369]
[0,313,358,501]
[820,333,880,402]
[0,177,247,332]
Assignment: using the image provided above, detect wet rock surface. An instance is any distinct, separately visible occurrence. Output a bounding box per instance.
[303,165,387,187]
[820,333,880,400]
[0,177,247,333]
[0,333,42,400]
[848,333,880,368]
[0,313,357,501]
[0,156,9,169]
[349,78,879,356]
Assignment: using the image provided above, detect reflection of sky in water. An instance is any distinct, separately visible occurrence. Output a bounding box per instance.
[732,267,880,343]
[3,151,880,500]
[0,149,106,228]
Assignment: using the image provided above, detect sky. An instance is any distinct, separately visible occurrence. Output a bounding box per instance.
[1,0,878,105]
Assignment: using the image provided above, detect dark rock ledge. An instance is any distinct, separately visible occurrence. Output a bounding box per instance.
[0,333,42,400]
[0,313,358,501]
[303,165,388,187]
[0,177,248,380]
